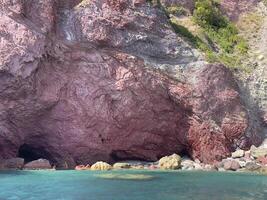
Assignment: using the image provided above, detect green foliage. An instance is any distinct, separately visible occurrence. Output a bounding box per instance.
[193,0,227,28]
[193,0,248,54]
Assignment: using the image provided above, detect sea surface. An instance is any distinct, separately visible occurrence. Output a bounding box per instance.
[0,170,266,200]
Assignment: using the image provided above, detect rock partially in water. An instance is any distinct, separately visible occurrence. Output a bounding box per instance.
[24,159,52,170]
[91,162,112,171]
[95,173,154,180]
[113,162,131,169]
[245,162,261,171]
[75,165,90,170]
[158,154,181,170]
[223,160,241,171]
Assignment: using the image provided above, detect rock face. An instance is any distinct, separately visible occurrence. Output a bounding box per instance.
[0,158,24,170]
[0,0,263,168]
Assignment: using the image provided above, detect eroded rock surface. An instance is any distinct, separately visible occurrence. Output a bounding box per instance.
[0,0,263,168]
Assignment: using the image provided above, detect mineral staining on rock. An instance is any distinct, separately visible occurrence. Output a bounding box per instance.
[0,0,265,169]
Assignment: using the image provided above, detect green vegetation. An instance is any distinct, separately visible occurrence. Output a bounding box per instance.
[168,0,249,71]
[146,0,250,71]
[193,0,248,55]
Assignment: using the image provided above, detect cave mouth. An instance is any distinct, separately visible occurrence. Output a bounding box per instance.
[18,144,52,164]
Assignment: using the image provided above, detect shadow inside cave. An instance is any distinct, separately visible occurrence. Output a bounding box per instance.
[17,144,52,164]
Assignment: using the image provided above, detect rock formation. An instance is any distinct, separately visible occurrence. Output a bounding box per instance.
[0,0,265,168]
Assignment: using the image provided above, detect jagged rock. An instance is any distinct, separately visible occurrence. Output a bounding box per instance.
[223,160,241,171]
[0,158,24,170]
[91,161,112,170]
[24,159,52,170]
[232,149,245,158]
[158,154,181,170]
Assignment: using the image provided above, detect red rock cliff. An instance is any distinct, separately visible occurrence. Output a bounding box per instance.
[0,0,262,168]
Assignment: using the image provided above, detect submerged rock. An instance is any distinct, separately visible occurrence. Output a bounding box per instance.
[158,154,181,170]
[91,162,112,171]
[24,159,52,170]
[95,173,154,180]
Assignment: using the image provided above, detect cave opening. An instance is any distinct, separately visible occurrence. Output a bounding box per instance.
[18,144,51,164]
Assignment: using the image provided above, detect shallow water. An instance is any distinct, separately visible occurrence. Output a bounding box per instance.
[0,170,266,200]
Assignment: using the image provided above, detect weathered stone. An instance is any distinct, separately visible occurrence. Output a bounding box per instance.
[181,159,195,170]
[24,159,52,170]
[158,154,181,170]
[223,160,240,171]
[245,162,261,171]
[91,161,112,170]
[231,149,245,158]
[75,165,90,170]
[113,162,131,169]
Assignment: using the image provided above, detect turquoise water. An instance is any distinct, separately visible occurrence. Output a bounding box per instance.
[0,170,266,200]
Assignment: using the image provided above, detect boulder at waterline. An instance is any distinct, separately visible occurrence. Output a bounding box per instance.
[91,162,112,170]
[113,162,131,169]
[24,159,52,170]
[75,165,91,170]
[158,154,181,170]
[223,160,241,171]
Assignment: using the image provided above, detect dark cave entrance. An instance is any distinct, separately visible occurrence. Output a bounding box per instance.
[18,144,51,163]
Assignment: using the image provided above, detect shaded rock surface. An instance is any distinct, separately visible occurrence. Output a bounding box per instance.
[0,158,24,169]
[24,159,52,170]
[0,0,264,168]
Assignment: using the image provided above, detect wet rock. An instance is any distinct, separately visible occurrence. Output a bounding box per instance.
[158,154,181,170]
[91,161,112,170]
[75,165,90,170]
[113,162,131,169]
[231,149,245,158]
[0,158,24,170]
[204,164,217,171]
[223,160,240,171]
[181,159,195,170]
[24,159,52,170]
